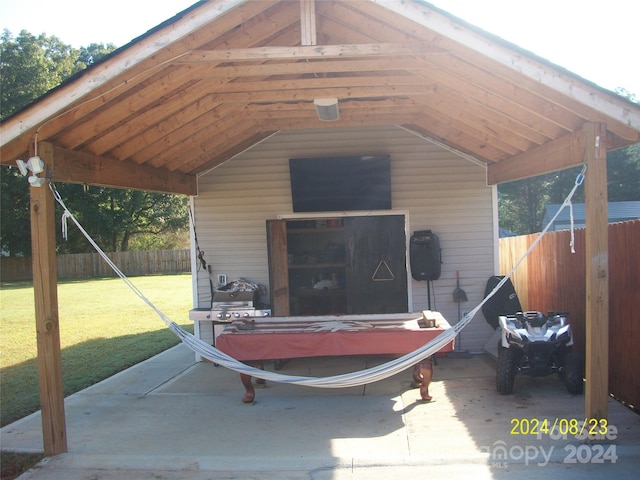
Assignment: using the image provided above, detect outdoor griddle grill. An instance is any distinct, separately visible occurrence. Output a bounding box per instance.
[189,290,271,323]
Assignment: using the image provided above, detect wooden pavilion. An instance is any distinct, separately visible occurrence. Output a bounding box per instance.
[1,0,639,455]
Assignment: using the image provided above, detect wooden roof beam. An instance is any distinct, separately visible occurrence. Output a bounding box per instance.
[39,142,197,195]
[180,43,443,63]
[183,57,429,79]
[486,130,584,185]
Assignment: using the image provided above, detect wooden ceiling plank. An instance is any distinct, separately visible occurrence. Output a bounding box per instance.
[486,130,584,185]
[318,2,384,43]
[342,0,438,41]
[411,55,584,134]
[410,113,508,162]
[408,61,570,140]
[412,96,524,157]
[418,90,543,152]
[175,119,261,173]
[316,14,378,45]
[55,68,201,150]
[42,142,196,195]
[112,98,233,164]
[84,37,422,157]
[198,1,297,50]
[134,104,241,168]
[146,110,253,171]
[90,83,221,158]
[193,131,279,176]
[321,0,429,45]
[403,123,494,165]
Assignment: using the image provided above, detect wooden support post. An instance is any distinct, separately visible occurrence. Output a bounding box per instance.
[300,0,316,46]
[583,122,609,420]
[30,174,68,455]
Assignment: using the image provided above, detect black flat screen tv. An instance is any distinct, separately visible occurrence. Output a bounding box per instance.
[289,155,391,212]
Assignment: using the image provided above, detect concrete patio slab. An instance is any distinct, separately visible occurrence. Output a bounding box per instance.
[2,344,639,479]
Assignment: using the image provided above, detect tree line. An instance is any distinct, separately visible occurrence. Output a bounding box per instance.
[1,30,189,256]
[499,140,639,235]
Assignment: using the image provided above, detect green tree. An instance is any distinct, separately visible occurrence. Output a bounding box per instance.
[0,31,188,257]
[1,29,84,255]
[499,89,639,235]
[606,143,640,201]
[0,168,31,255]
[53,184,189,253]
[0,30,82,119]
[499,145,639,235]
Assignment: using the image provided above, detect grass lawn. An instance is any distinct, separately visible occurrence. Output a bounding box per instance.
[0,274,194,427]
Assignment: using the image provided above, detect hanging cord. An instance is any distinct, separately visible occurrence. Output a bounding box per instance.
[48,166,586,388]
[189,207,208,273]
[568,169,584,251]
[189,206,215,301]
[61,210,72,241]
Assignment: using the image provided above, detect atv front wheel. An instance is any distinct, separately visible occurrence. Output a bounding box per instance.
[565,352,584,394]
[496,347,520,395]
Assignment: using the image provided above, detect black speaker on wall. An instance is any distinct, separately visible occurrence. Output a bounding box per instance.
[410,230,441,281]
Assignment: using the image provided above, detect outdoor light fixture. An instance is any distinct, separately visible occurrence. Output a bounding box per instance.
[16,156,46,187]
[314,98,339,121]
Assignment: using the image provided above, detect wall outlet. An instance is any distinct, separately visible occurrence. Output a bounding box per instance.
[217,274,227,286]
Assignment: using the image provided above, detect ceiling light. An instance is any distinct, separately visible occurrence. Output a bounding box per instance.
[314,98,339,121]
[16,159,29,176]
[28,156,45,174]
[28,175,46,187]
[15,156,46,187]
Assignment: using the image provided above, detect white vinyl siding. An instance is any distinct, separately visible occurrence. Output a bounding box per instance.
[192,125,496,352]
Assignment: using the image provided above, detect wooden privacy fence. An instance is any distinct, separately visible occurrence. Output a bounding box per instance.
[499,219,640,411]
[0,249,191,281]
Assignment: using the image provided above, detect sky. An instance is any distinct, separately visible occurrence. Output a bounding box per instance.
[1,0,638,97]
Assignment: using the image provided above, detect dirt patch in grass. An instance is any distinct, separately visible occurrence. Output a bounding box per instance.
[1,452,43,480]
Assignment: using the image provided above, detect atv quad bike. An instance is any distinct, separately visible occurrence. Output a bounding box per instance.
[496,311,583,395]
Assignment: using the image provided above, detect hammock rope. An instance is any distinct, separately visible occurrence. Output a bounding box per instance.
[48,166,585,388]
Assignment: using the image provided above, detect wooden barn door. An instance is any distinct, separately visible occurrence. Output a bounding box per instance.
[344,215,408,314]
[266,219,290,316]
